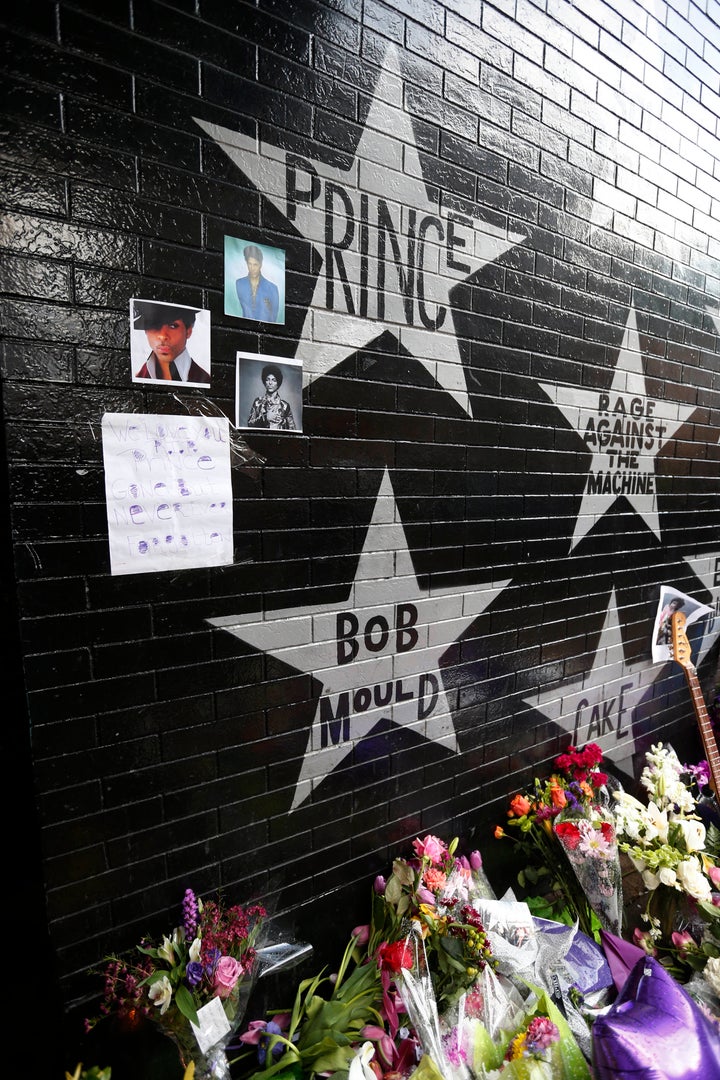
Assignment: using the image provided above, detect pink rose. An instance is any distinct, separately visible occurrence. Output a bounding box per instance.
[213,955,243,998]
[412,834,446,865]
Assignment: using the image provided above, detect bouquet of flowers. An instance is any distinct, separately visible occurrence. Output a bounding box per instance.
[612,742,720,978]
[494,744,618,940]
[88,888,266,1077]
[552,805,622,935]
[369,834,496,1013]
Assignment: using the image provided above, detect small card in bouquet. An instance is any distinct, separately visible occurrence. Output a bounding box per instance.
[191,994,232,1053]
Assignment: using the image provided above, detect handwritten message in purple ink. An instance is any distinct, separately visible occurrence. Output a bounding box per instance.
[102,412,233,576]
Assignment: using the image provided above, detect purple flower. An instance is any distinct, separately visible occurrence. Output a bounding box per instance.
[186,961,203,987]
[374,875,386,895]
[183,888,199,941]
[685,761,710,788]
[204,947,221,975]
[469,850,483,871]
[241,1018,288,1065]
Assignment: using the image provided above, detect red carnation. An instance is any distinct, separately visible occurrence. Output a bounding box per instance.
[554,821,581,849]
[378,940,414,973]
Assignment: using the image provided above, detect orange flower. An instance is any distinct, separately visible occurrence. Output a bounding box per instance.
[549,783,567,809]
[494,825,505,839]
[423,868,447,892]
[509,794,532,817]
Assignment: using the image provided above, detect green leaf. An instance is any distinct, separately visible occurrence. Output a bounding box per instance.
[384,874,403,904]
[174,983,199,1027]
[470,1021,507,1072]
[311,1042,356,1072]
[411,1055,446,1080]
[393,859,415,887]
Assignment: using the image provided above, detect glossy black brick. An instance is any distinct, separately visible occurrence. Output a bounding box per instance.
[5,8,720,1064]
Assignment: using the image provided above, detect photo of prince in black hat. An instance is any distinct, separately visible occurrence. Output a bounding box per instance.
[131,299,211,386]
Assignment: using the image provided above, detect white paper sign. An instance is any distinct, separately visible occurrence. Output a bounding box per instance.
[102,412,234,575]
[190,994,231,1054]
[651,585,713,664]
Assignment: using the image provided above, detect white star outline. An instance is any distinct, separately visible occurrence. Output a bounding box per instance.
[522,589,654,781]
[194,46,523,416]
[208,469,508,810]
[540,305,696,550]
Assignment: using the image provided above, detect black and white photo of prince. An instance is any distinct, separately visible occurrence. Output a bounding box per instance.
[236,352,303,433]
[131,299,211,387]
[247,364,295,429]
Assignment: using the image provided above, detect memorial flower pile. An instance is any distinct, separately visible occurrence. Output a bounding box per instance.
[235,834,594,1080]
[494,743,617,939]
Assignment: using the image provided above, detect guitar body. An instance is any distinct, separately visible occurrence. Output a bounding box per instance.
[671,610,720,801]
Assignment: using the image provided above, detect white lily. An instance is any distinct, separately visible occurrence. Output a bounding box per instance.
[149,974,173,1015]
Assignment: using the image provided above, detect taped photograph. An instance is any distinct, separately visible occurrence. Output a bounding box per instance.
[236,352,302,433]
[224,236,286,324]
[130,299,211,387]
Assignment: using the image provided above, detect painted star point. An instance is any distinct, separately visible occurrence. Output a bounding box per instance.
[209,469,507,809]
[195,44,523,415]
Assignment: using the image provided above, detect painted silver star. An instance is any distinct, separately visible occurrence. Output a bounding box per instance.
[208,469,507,809]
[523,588,653,781]
[195,47,523,415]
[540,305,695,550]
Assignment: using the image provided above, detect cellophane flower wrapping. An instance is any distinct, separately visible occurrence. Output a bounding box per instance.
[399,921,469,1080]
[471,894,611,1065]
[495,743,622,940]
[438,962,525,1077]
[442,966,592,1080]
[552,804,623,935]
[492,981,592,1080]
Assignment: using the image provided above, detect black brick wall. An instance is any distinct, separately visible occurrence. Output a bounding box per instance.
[3,1,720,1073]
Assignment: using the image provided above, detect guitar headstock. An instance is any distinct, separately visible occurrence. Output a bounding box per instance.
[670,610,693,669]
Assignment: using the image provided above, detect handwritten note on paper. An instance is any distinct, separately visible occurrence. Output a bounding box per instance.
[102,412,234,576]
